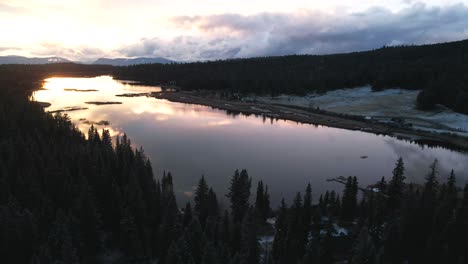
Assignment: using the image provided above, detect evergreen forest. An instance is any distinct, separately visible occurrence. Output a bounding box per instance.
[113,39,468,114]
[1,54,468,263]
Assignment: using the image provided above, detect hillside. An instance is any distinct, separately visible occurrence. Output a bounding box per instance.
[0,55,71,64]
[113,39,468,114]
[94,57,175,66]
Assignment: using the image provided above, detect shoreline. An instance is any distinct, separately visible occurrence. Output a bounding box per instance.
[149,91,468,151]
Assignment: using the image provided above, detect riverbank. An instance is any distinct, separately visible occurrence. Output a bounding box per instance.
[148,90,468,151]
[254,87,468,135]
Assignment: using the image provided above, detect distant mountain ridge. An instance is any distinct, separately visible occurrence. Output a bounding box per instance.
[93,57,175,66]
[0,55,175,65]
[0,55,71,64]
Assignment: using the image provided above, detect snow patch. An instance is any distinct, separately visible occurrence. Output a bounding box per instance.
[259,236,275,244]
[257,86,468,135]
[266,217,276,226]
[319,224,350,237]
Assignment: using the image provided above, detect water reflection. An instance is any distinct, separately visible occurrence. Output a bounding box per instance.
[33,76,468,206]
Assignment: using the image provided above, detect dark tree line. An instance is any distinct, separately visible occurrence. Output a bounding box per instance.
[270,159,468,264]
[113,39,468,114]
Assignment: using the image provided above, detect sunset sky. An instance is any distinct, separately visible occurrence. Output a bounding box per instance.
[1,0,468,61]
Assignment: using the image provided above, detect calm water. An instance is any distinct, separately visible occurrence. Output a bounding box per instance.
[32,76,468,206]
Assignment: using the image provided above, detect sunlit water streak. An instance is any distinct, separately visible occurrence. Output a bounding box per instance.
[32,76,468,206]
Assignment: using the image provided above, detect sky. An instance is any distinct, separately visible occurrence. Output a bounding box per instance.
[1,0,468,62]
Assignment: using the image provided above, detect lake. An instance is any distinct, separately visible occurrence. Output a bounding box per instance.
[32,76,468,206]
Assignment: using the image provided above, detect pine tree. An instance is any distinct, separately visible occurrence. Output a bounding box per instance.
[286,192,306,263]
[207,187,219,218]
[447,184,468,262]
[0,196,37,263]
[194,175,210,226]
[422,159,439,210]
[186,219,206,264]
[101,129,113,152]
[240,208,260,264]
[388,157,405,212]
[255,181,265,222]
[263,185,271,220]
[222,210,230,245]
[329,190,337,217]
[201,242,219,264]
[303,183,313,228]
[162,172,176,206]
[447,169,457,198]
[45,211,79,264]
[411,159,440,263]
[341,176,358,222]
[158,195,181,262]
[301,239,320,264]
[318,194,324,213]
[254,181,271,224]
[226,169,251,223]
[377,176,387,192]
[165,233,196,264]
[184,202,193,227]
[272,199,288,263]
[88,124,96,143]
[319,229,335,264]
[383,220,404,263]
[350,226,378,264]
[76,184,102,261]
[120,205,143,258]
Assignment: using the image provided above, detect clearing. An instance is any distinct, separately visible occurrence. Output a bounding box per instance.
[255,86,468,136]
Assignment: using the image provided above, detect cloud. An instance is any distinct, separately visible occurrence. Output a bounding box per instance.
[117,2,468,61]
[0,46,22,52]
[383,138,468,183]
[29,43,107,62]
[117,35,246,61]
[0,3,28,13]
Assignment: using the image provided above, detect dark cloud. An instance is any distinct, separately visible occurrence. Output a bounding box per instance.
[117,36,244,61]
[119,2,468,61]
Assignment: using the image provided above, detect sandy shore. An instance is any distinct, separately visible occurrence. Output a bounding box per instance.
[147,91,468,151]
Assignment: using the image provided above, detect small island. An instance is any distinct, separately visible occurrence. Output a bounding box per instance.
[115,92,149,97]
[34,101,51,107]
[48,106,88,113]
[64,88,98,92]
[81,119,110,125]
[84,101,122,105]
